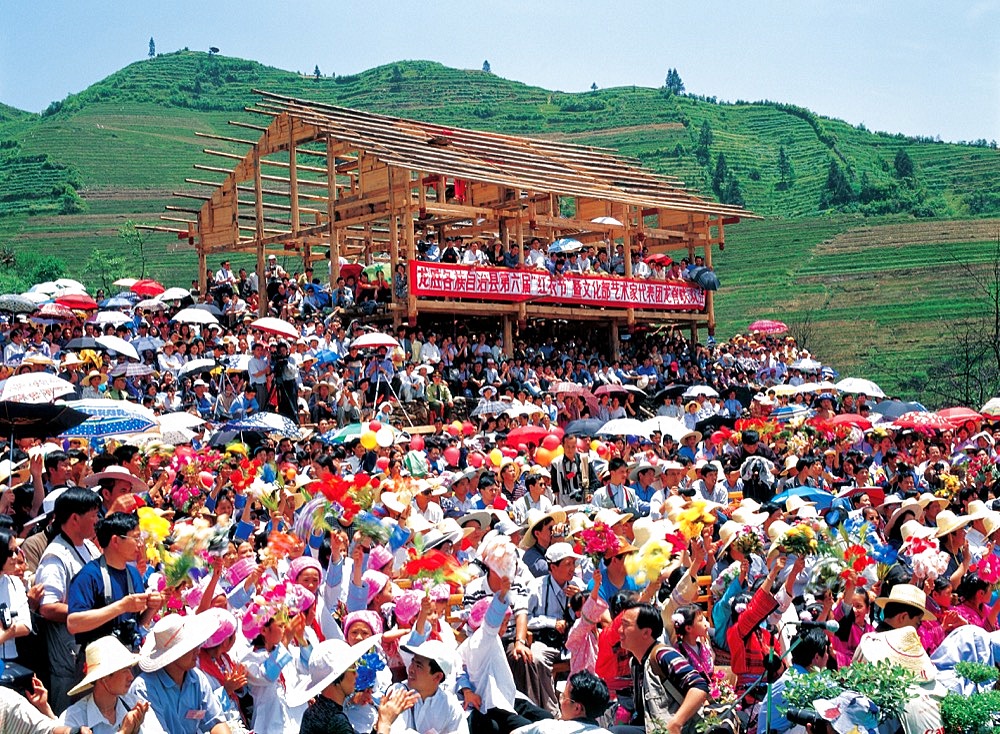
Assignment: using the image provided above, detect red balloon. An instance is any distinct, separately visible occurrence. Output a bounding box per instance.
[369,420,382,432]
[444,446,461,466]
[468,452,485,468]
[410,435,425,451]
[541,434,562,451]
[501,447,517,459]
[577,438,589,453]
[462,421,475,436]
[711,431,726,445]
[376,456,390,470]
[446,424,460,437]
[517,443,529,454]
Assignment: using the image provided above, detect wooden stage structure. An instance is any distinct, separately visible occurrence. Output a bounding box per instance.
[145,91,757,353]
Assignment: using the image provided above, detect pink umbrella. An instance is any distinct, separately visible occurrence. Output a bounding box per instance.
[830,413,872,430]
[936,407,982,425]
[250,317,299,341]
[748,319,788,335]
[130,279,165,297]
[36,303,77,321]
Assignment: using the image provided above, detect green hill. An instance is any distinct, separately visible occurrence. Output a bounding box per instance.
[0,50,999,403]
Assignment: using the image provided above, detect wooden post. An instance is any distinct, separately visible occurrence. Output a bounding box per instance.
[610,321,620,362]
[254,149,267,317]
[623,206,635,326]
[197,248,207,296]
[326,135,340,290]
[289,123,300,249]
[405,170,418,324]
[516,189,526,328]
[388,167,400,327]
[705,218,717,336]
[502,315,513,358]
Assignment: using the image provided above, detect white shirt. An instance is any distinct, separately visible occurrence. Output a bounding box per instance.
[60,693,167,734]
[421,342,442,364]
[0,576,30,660]
[387,683,469,734]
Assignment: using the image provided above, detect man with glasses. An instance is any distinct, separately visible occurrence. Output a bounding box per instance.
[67,513,163,655]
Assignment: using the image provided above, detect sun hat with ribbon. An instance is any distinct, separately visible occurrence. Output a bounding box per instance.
[83,465,148,493]
[139,613,218,672]
[286,637,380,708]
[203,608,238,648]
[520,507,567,550]
[68,635,141,696]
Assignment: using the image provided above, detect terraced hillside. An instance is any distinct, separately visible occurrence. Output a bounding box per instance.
[0,51,998,400]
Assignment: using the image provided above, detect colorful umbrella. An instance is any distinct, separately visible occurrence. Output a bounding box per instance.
[109,363,154,378]
[0,401,89,438]
[0,294,38,314]
[222,411,303,439]
[506,425,563,446]
[748,319,788,335]
[936,407,982,425]
[829,413,872,430]
[62,400,157,438]
[981,398,1000,418]
[36,303,77,321]
[893,412,955,431]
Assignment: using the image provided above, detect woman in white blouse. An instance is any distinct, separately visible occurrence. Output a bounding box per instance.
[0,529,32,664]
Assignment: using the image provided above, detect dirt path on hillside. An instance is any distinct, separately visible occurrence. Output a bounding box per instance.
[535,122,686,141]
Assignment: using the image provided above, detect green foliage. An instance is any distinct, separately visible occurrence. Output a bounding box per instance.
[83,247,130,292]
[777,146,794,189]
[314,65,321,80]
[664,68,685,95]
[149,37,155,58]
[894,149,915,179]
[695,120,713,166]
[712,153,729,197]
[821,159,856,209]
[955,662,1000,685]
[783,661,917,723]
[482,60,491,74]
[940,691,1000,734]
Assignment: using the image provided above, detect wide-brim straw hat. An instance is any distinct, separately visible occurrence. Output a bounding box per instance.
[85,369,107,386]
[934,509,973,539]
[730,505,768,526]
[899,519,934,543]
[83,465,147,493]
[139,612,219,672]
[286,636,379,708]
[856,626,937,682]
[874,583,936,622]
[785,496,817,515]
[982,511,1000,538]
[917,493,948,510]
[715,520,748,558]
[885,499,924,537]
[628,461,657,483]
[780,455,799,476]
[68,635,141,696]
[520,507,567,549]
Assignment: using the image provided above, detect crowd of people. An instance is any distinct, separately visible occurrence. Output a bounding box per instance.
[1,269,999,734]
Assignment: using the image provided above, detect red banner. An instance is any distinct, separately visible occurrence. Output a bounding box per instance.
[409,261,705,311]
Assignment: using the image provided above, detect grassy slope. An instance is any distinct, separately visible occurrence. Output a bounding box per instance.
[0,51,999,398]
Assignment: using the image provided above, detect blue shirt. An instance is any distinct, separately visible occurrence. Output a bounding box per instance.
[131,668,226,734]
[67,559,144,647]
[757,664,808,734]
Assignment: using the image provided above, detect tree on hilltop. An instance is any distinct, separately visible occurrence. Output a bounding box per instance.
[591,82,598,91]
[482,60,491,73]
[314,65,321,80]
[712,153,729,198]
[148,37,155,58]
[664,68,685,95]
[694,120,713,166]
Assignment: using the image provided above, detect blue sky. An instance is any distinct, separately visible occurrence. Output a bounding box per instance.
[2,1,998,143]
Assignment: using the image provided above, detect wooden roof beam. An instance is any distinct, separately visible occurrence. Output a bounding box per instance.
[194,132,257,146]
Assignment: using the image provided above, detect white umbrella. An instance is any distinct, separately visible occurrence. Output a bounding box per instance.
[135,299,168,311]
[90,311,132,327]
[130,337,160,353]
[113,278,139,287]
[835,378,885,398]
[95,335,140,361]
[350,332,400,350]
[54,278,86,291]
[29,282,60,295]
[0,373,76,403]
[981,398,1000,419]
[597,418,652,438]
[157,287,191,301]
[640,416,689,441]
[790,358,823,373]
[158,411,205,431]
[591,216,623,226]
[795,381,837,394]
[250,317,299,341]
[683,385,719,399]
[162,426,197,445]
[172,308,219,326]
[20,291,50,304]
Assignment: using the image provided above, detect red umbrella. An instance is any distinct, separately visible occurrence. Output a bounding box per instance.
[507,425,563,446]
[644,253,672,266]
[894,412,955,431]
[54,293,98,310]
[830,413,872,430]
[937,407,982,424]
[131,279,165,297]
[748,319,788,335]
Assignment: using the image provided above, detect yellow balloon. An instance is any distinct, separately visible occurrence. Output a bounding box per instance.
[590,439,600,451]
[489,448,503,466]
[361,430,378,450]
[554,446,564,458]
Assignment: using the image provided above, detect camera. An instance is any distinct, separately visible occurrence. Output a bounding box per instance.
[0,603,17,631]
[111,618,142,652]
[785,708,826,728]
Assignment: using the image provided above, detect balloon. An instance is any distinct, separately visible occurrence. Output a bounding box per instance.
[283,466,297,481]
[165,468,176,484]
[444,447,461,467]
[711,431,726,445]
[590,439,600,451]
[198,471,214,489]
[369,420,382,432]
[468,452,485,468]
[596,443,610,458]
[376,456,390,471]
[410,435,425,451]
[541,434,561,451]
[360,430,378,450]
[501,447,517,459]
[489,448,503,466]
[535,448,554,467]
[517,443,529,455]
[577,438,589,453]
[446,422,461,437]
[462,421,475,436]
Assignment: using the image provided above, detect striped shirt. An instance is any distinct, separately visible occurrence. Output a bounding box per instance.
[0,686,58,734]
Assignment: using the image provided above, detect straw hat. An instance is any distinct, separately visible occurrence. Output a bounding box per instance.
[731,505,768,526]
[899,519,934,543]
[457,510,492,530]
[628,461,657,483]
[565,512,593,537]
[520,507,567,549]
[934,510,973,539]
[286,637,379,708]
[767,520,792,544]
[715,520,747,558]
[68,636,141,696]
[83,465,148,494]
[138,613,219,672]
[632,516,676,547]
[780,455,799,476]
[884,499,924,537]
[785,496,817,515]
[660,495,688,523]
[855,626,937,681]
[0,459,29,487]
[982,511,1000,538]
[606,535,638,559]
[85,369,107,386]
[917,493,948,510]
[874,583,936,622]
[964,501,993,525]
[380,491,407,514]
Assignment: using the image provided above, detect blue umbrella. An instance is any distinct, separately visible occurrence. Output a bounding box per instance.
[314,350,341,366]
[61,401,157,438]
[565,418,605,437]
[772,485,835,510]
[99,297,134,309]
[223,411,303,439]
[114,291,141,302]
[547,238,583,254]
[687,266,720,291]
[870,400,926,420]
[770,405,814,422]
